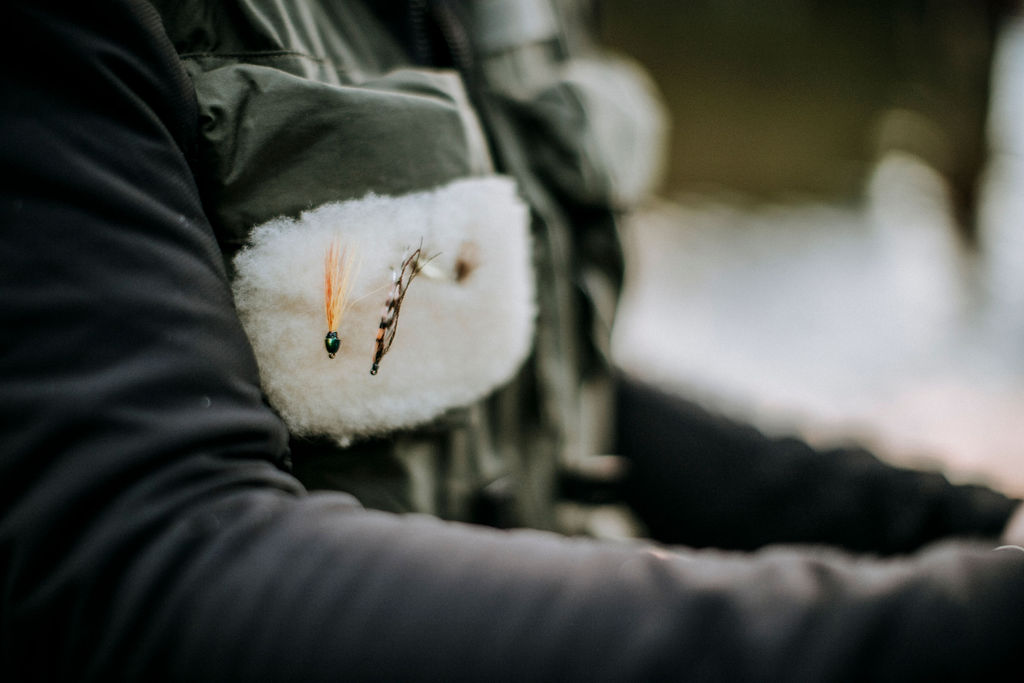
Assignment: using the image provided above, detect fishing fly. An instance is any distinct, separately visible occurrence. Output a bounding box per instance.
[370,243,436,375]
[323,239,358,358]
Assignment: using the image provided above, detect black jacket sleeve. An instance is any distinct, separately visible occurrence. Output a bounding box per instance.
[616,380,1018,553]
[2,3,1023,681]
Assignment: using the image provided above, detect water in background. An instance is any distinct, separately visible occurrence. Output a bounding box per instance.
[613,16,1024,495]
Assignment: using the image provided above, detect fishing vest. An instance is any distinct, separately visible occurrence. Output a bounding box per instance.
[154,0,666,532]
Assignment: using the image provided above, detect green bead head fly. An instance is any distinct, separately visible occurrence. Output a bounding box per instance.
[324,240,357,359]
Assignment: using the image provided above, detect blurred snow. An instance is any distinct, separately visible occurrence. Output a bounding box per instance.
[613,17,1024,495]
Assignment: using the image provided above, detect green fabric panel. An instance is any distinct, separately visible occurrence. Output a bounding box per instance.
[513,80,613,206]
[187,61,492,251]
[155,0,408,79]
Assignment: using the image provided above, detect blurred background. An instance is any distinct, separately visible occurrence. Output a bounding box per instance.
[598,1,1024,495]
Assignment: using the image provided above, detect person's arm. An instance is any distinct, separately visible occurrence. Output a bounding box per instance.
[3,3,1023,681]
[616,378,1019,553]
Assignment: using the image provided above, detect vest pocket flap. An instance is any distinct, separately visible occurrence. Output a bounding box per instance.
[187,61,494,251]
[232,176,536,444]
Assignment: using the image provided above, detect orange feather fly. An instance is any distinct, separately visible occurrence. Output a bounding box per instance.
[323,240,356,358]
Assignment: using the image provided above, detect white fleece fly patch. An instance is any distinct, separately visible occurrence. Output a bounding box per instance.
[231,176,535,444]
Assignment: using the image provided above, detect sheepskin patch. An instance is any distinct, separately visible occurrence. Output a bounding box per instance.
[232,176,535,444]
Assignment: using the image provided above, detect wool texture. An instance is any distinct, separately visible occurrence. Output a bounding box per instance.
[232,176,536,444]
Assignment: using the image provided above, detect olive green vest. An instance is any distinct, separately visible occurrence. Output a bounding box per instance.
[154,0,665,532]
